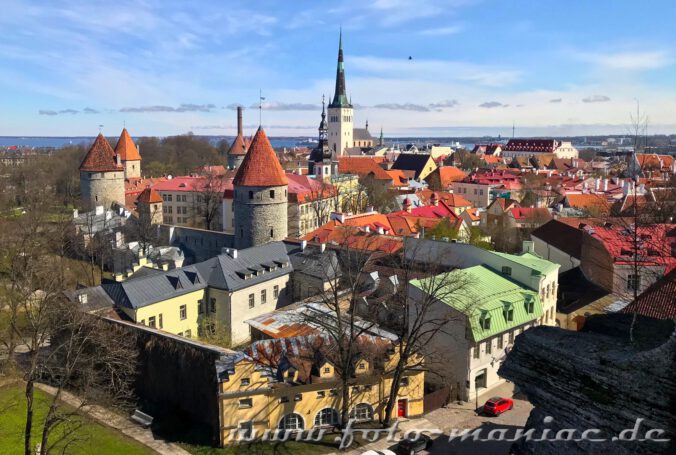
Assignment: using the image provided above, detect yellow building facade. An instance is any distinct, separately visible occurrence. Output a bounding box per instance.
[217,348,424,445]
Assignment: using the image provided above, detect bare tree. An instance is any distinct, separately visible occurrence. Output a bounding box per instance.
[192,171,227,231]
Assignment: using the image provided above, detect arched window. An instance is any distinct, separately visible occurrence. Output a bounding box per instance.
[350,403,374,422]
[249,191,253,200]
[279,413,304,430]
[314,408,338,427]
[270,190,275,199]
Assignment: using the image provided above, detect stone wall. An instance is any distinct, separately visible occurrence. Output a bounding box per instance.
[123,159,141,179]
[499,315,675,454]
[233,184,288,249]
[79,170,125,209]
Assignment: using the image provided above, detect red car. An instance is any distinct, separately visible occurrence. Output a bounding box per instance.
[483,397,513,416]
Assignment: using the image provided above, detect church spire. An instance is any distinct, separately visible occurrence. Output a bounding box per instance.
[329,28,351,108]
[319,95,327,142]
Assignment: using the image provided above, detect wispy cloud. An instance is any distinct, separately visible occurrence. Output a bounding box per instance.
[120,104,217,113]
[429,99,459,108]
[582,95,610,103]
[576,50,671,71]
[419,25,463,36]
[226,103,244,110]
[479,101,507,108]
[372,103,431,112]
[83,107,99,114]
[549,98,562,103]
[252,101,320,111]
[38,108,78,115]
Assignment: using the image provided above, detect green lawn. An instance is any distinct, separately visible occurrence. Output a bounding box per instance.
[0,384,152,455]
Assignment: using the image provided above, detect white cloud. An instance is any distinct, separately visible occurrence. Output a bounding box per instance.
[582,95,610,103]
[576,50,671,71]
[419,25,463,36]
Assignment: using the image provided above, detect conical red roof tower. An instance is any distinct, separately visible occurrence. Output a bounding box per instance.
[79,134,123,172]
[114,128,141,161]
[233,127,288,187]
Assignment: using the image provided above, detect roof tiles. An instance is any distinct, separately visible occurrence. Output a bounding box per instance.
[233,127,288,187]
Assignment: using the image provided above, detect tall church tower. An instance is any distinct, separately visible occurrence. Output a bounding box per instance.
[327,30,353,156]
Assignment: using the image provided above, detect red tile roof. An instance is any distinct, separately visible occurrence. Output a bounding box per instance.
[338,157,391,180]
[114,128,141,161]
[503,139,559,153]
[286,173,336,203]
[621,270,676,319]
[433,166,467,186]
[136,186,163,203]
[233,127,288,187]
[79,134,124,172]
[227,134,249,156]
[509,207,551,221]
[416,190,471,207]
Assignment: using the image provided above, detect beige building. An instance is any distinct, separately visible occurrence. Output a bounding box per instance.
[153,176,224,231]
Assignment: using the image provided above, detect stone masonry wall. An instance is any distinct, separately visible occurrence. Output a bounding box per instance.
[234,184,288,249]
[80,170,125,209]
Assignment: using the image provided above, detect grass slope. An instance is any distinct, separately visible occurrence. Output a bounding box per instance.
[0,384,151,455]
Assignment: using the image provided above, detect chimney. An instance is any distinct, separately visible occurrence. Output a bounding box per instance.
[320,243,326,253]
[231,249,238,259]
[594,178,600,192]
[95,205,104,215]
[522,240,535,254]
[237,106,243,136]
[116,153,121,166]
[300,240,307,251]
[377,226,384,235]
[364,226,370,233]
[603,178,609,192]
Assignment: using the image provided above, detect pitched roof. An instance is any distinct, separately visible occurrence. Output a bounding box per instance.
[391,153,434,179]
[227,134,249,156]
[416,190,471,207]
[114,128,141,161]
[79,134,123,172]
[338,156,391,180]
[621,270,676,319]
[233,127,288,187]
[434,166,467,186]
[509,207,551,221]
[492,251,560,275]
[531,219,583,259]
[353,128,373,141]
[136,186,162,204]
[564,194,611,213]
[503,139,559,153]
[411,265,543,342]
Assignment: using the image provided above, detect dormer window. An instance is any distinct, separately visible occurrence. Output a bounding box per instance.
[525,297,535,314]
[480,312,491,330]
[501,266,512,276]
[358,362,366,370]
[503,303,514,322]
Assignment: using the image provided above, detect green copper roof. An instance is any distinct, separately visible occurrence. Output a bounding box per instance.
[492,251,559,276]
[411,265,543,342]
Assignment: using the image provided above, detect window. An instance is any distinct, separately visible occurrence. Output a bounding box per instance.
[358,362,366,370]
[238,398,253,409]
[350,404,374,422]
[198,299,205,314]
[248,293,255,308]
[525,298,535,314]
[238,421,253,438]
[148,316,156,328]
[249,191,253,200]
[279,413,304,431]
[473,345,480,359]
[480,312,491,330]
[241,378,250,386]
[503,305,514,322]
[316,391,325,398]
[184,329,191,338]
[501,266,512,276]
[509,331,515,344]
[486,339,492,354]
[314,408,338,427]
[497,335,503,349]
[323,367,331,374]
[140,319,145,326]
[210,297,216,313]
[279,396,289,403]
[261,289,267,304]
[179,305,187,320]
[159,314,163,329]
[270,228,274,238]
[627,274,641,291]
[329,389,338,396]
[400,377,409,387]
[270,190,275,199]
[294,393,302,402]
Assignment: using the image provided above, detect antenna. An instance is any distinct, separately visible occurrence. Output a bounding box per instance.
[512,122,515,139]
[98,124,104,133]
[259,89,266,127]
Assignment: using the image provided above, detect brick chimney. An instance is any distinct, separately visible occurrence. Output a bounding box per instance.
[237,106,243,136]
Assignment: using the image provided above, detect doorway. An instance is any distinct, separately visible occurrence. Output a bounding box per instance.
[397,399,408,417]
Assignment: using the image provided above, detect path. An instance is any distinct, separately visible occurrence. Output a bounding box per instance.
[34,383,191,455]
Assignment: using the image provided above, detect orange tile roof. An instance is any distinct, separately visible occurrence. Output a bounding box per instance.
[79,134,123,172]
[434,166,467,186]
[417,189,471,207]
[136,186,163,203]
[114,128,141,161]
[338,157,392,180]
[227,134,249,156]
[233,127,288,187]
[302,225,403,253]
[565,194,611,213]
[385,169,409,187]
[463,207,481,221]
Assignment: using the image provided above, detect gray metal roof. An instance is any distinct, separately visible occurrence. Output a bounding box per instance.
[285,242,341,280]
[102,265,207,309]
[64,286,115,313]
[192,241,292,292]
[353,128,373,141]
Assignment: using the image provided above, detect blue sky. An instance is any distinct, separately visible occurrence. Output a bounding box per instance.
[1,0,675,137]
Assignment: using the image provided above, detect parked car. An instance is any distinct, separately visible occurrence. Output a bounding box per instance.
[482,397,513,416]
[395,434,432,455]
